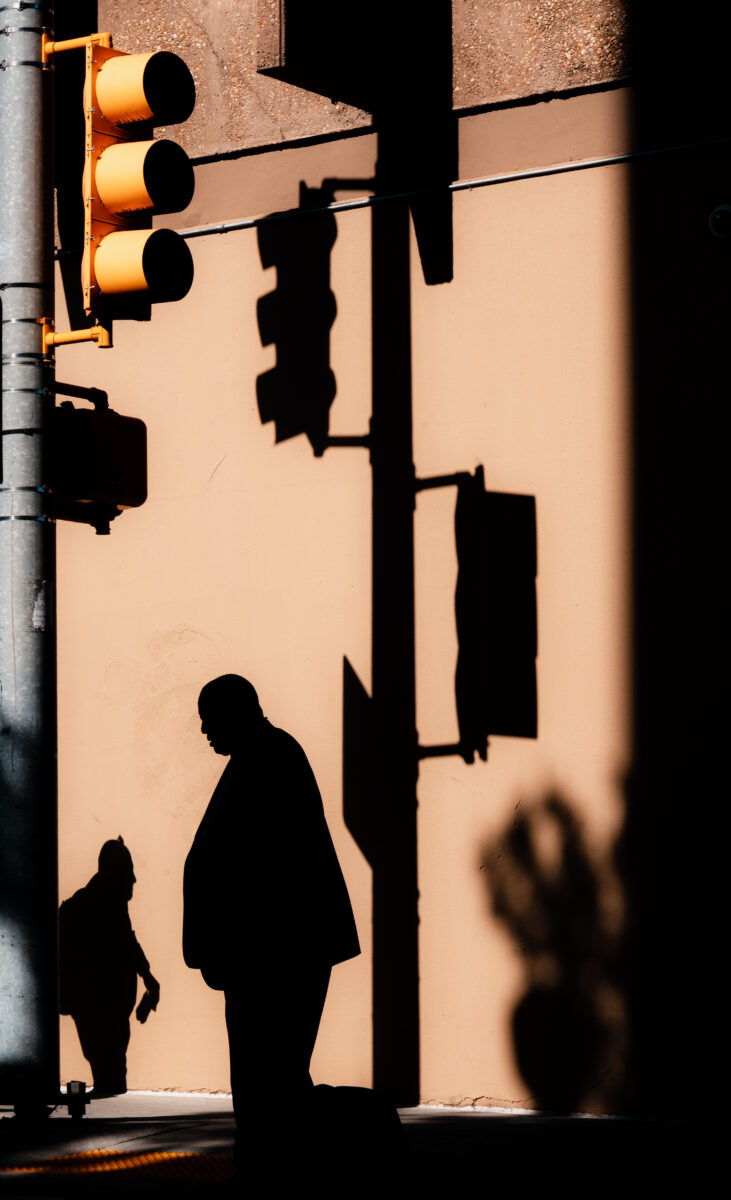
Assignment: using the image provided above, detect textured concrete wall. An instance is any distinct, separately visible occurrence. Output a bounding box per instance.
[453,0,629,109]
[98,0,630,158]
[99,0,372,158]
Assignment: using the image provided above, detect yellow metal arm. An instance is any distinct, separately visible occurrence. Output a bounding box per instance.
[42,32,112,63]
[43,320,113,351]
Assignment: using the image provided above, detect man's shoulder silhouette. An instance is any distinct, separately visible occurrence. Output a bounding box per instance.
[184,676,360,980]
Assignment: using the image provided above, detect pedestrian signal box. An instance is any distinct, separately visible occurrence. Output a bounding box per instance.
[53,403,147,534]
[82,40,196,323]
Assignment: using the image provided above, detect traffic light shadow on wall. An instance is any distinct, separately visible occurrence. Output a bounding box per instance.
[44,30,195,350]
[454,467,537,761]
[343,463,537,778]
[256,185,338,456]
[416,465,538,765]
[52,390,147,536]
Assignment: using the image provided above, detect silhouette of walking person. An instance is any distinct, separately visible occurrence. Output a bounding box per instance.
[183,674,360,1164]
[59,837,160,1096]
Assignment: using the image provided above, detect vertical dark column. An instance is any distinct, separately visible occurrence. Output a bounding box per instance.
[369,200,419,1103]
[362,0,454,1103]
[622,3,731,1114]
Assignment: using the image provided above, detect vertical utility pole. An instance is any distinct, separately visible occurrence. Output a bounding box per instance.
[0,2,59,1104]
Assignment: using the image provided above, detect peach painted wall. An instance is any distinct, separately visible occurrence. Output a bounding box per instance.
[55,94,631,1106]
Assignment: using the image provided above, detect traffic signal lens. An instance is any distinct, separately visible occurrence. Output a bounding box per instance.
[141,51,196,126]
[143,140,195,212]
[96,139,195,214]
[96,50,196,126]
[94,228,194,301]
[142,228,194,300]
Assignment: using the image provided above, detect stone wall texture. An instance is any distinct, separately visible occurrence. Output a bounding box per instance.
[99,0,630,159]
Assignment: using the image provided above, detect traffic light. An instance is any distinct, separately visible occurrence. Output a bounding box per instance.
[52,402,147,535]
[454,467,537,762]
[81,38,196,325]
[256,185,337,456]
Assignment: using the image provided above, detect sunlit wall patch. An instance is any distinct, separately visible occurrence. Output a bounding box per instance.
[29,579,48,633]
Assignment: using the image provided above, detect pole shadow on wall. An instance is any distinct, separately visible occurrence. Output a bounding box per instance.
[256,2,537,1102]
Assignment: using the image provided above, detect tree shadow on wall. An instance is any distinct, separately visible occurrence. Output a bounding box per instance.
[481,793,623,1113]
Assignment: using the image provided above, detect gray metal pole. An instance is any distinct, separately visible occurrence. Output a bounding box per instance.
[0,1,59,1104]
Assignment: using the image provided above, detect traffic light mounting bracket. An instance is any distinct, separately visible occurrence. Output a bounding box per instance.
[42,32,113,64]
[43,33,116,349]
[42,319,112,353]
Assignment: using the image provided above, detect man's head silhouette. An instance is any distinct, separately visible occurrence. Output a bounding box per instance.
[98,836,136,901]
[198,674,264,756]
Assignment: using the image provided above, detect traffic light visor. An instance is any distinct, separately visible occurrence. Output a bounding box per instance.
[94,228,194,301]
[96,50,196,125]
[95,139,195,214]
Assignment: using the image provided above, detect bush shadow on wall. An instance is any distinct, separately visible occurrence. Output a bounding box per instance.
[481,793,622,1113]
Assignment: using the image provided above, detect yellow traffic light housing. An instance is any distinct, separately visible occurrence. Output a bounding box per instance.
[81,38,196,323]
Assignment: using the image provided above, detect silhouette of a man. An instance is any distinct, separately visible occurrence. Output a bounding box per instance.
[183,675,359,1140]
[59,837,160,1095]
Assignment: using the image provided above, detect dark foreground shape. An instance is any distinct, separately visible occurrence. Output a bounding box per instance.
[303,1085,409,1188]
